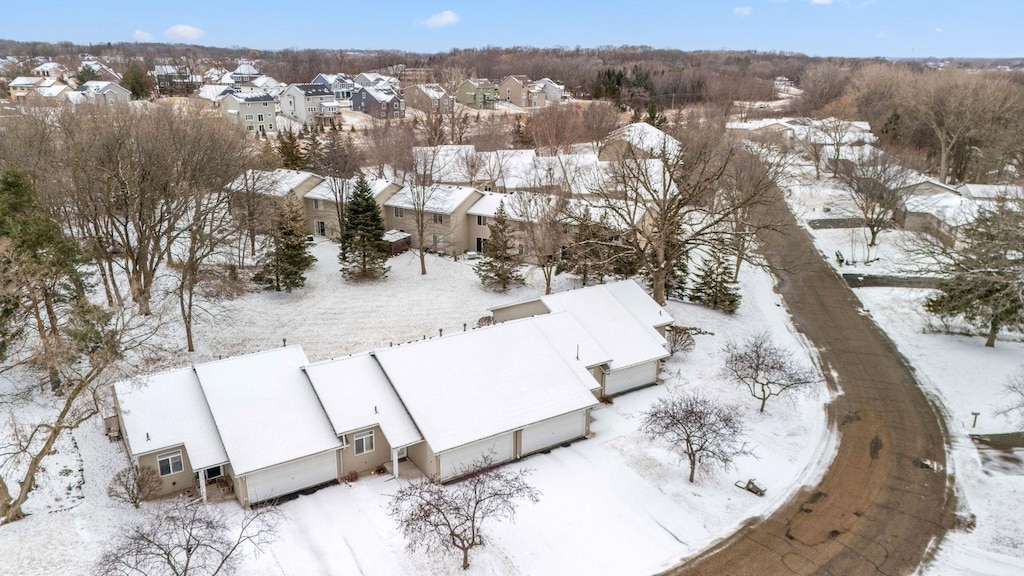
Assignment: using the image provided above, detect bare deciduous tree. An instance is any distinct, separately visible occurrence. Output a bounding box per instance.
[999,367,1024,427]
[723,332,818,413]
[509,192,567,295]
[96,496,280,576]
[107,466,161,509]
[640,391,748,483]
[797,60,848,114]
[386,456,541,571]
[836,149,911,248]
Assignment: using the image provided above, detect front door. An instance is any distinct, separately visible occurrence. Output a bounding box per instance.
[476,237,486,252]
[315,220,326,236]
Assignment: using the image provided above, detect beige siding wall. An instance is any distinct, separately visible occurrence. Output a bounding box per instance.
[304,198,340,238]
[340,425,392,475]
[235,474,248,507]
[406,441,437,480]
[905,213,955,247]
[469,218,491,251]
[138,445,194,498]
[492,300,550,323]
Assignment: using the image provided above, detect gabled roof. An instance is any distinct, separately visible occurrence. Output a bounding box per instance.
[304,176,398,202]
[77,81,128,95]
[958,183,1024,201]
[358,84,401,103]
[198,84,231,101]
[467,192,551,222]
[529,312,612,372]
[603,280,674,328]
[304,354,423,449]
[194,347,341,476]
[374,319,599,453]
[604,122,681,159]
[222,90,275,103]
[539,283,669,371]
[115,367,229,470]
[384,183,479,214]
[412,83,447,100]
[227,169,322,197]
[9,76,43,88]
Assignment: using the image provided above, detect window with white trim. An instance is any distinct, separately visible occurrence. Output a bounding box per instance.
[432,212,444,224]
[354,431,374,455]
[313,199,322,210]
[158,450,184,476]
[394,207,405,218]
[244,114,253,120]
[477,215,487,226]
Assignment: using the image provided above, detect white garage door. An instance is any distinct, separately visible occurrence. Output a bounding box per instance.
[439,433,514,482]
[244,450,337,504]
[605,361,659,396]
[521,410,587,456]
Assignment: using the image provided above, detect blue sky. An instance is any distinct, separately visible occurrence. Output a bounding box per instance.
[3,0,1021,58]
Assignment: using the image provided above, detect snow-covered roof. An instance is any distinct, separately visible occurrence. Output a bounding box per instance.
[467,192,548,221]
[194,347,341,476]
[77,80,121,94]
[528,313,611,372]
[115,368,228,470]
[538,282,669,371]
[383,229,411,242]
[9,76,41,88]
[222,91,275,103]
[957,183,1024,201]
[905,192,976,227]
[227,169,321,197]
[32,62,64,74]
[374,320,599,454]
[291,83,333,97]
[233,61,260,76]
[304,176,397,202]
[304,354,423,449]
[359,84,401,103]
[251,75,278,88]
[384,183,479,214]
[603,279,674,328]
[34,85,69,98]
[413,83,447,100]
[199,84,231,101]
[604,122,681,159]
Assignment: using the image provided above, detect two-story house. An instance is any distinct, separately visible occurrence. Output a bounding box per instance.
[455,78,499,109]
[498,75,547,108]
[280,83,340,127]
[32,61,68,79]
[74,81,133,105]
[383,184,482,255]
[220,92,277,134]
[351,85,405,120]
[535,78,565,104]
[311,73,357,108]
[404,84,452,115]
[152,64,202,95]
[354,72,400,91]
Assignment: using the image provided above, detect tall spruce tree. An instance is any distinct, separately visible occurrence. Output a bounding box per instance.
[119,63,152,99]
[339,176,389,280]
[253,195,316,292]
[276,129,307,170]
[689,253,741,314]
[475,202,525,292]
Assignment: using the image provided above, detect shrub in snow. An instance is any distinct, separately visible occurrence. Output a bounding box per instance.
[387,455,540,570]
[723,332,818,413]
[107,466,161,509]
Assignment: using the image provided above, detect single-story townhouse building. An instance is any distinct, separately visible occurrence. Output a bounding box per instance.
[114,347,344,507]
[491,280,671,397]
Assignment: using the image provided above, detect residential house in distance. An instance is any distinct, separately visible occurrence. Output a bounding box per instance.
[32,61,68,79]
[398,67,434,86]
[352,84,405,119]
[354,72,400,91]
[7,76,54,100]
[499,75,547,108]
[220,92,277,134]
[152,64,202,95]
[535,77,565,103]
[71,81,132,105]
[311,73,357,108]
[280,83,340,127]
[221,60,261,85]
[599,122,681,161]
[404,83,452,114]
[383,184,481,255]
[78,58,122,82]
[455,78,499,109]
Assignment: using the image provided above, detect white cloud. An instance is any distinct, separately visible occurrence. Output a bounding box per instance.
[733,6,752,16]
[935,27,943,33]
[810,0,833,4]
[422,10,460,28]
[164,24,206,41]
[132,30,154,42]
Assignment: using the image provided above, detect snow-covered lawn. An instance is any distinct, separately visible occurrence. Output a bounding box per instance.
[0,241,835,576]
[855,288,1024,575]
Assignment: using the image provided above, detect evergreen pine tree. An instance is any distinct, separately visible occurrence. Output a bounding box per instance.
[689,253,741,314]
[339,176,389,280]
[276,129,307,170]
[475,202,525,292]
[253,195,316,292]
[76,65,100,84]
[119,63,152,99]
[566,208,618,286]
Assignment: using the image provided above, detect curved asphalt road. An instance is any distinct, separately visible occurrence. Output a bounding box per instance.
[664,189,956,575]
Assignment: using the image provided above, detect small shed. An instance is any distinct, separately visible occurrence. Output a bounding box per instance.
[383,230,411,256]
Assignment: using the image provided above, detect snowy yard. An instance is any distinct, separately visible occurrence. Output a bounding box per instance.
[854,288,1024,575]
[0,240,834,576]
